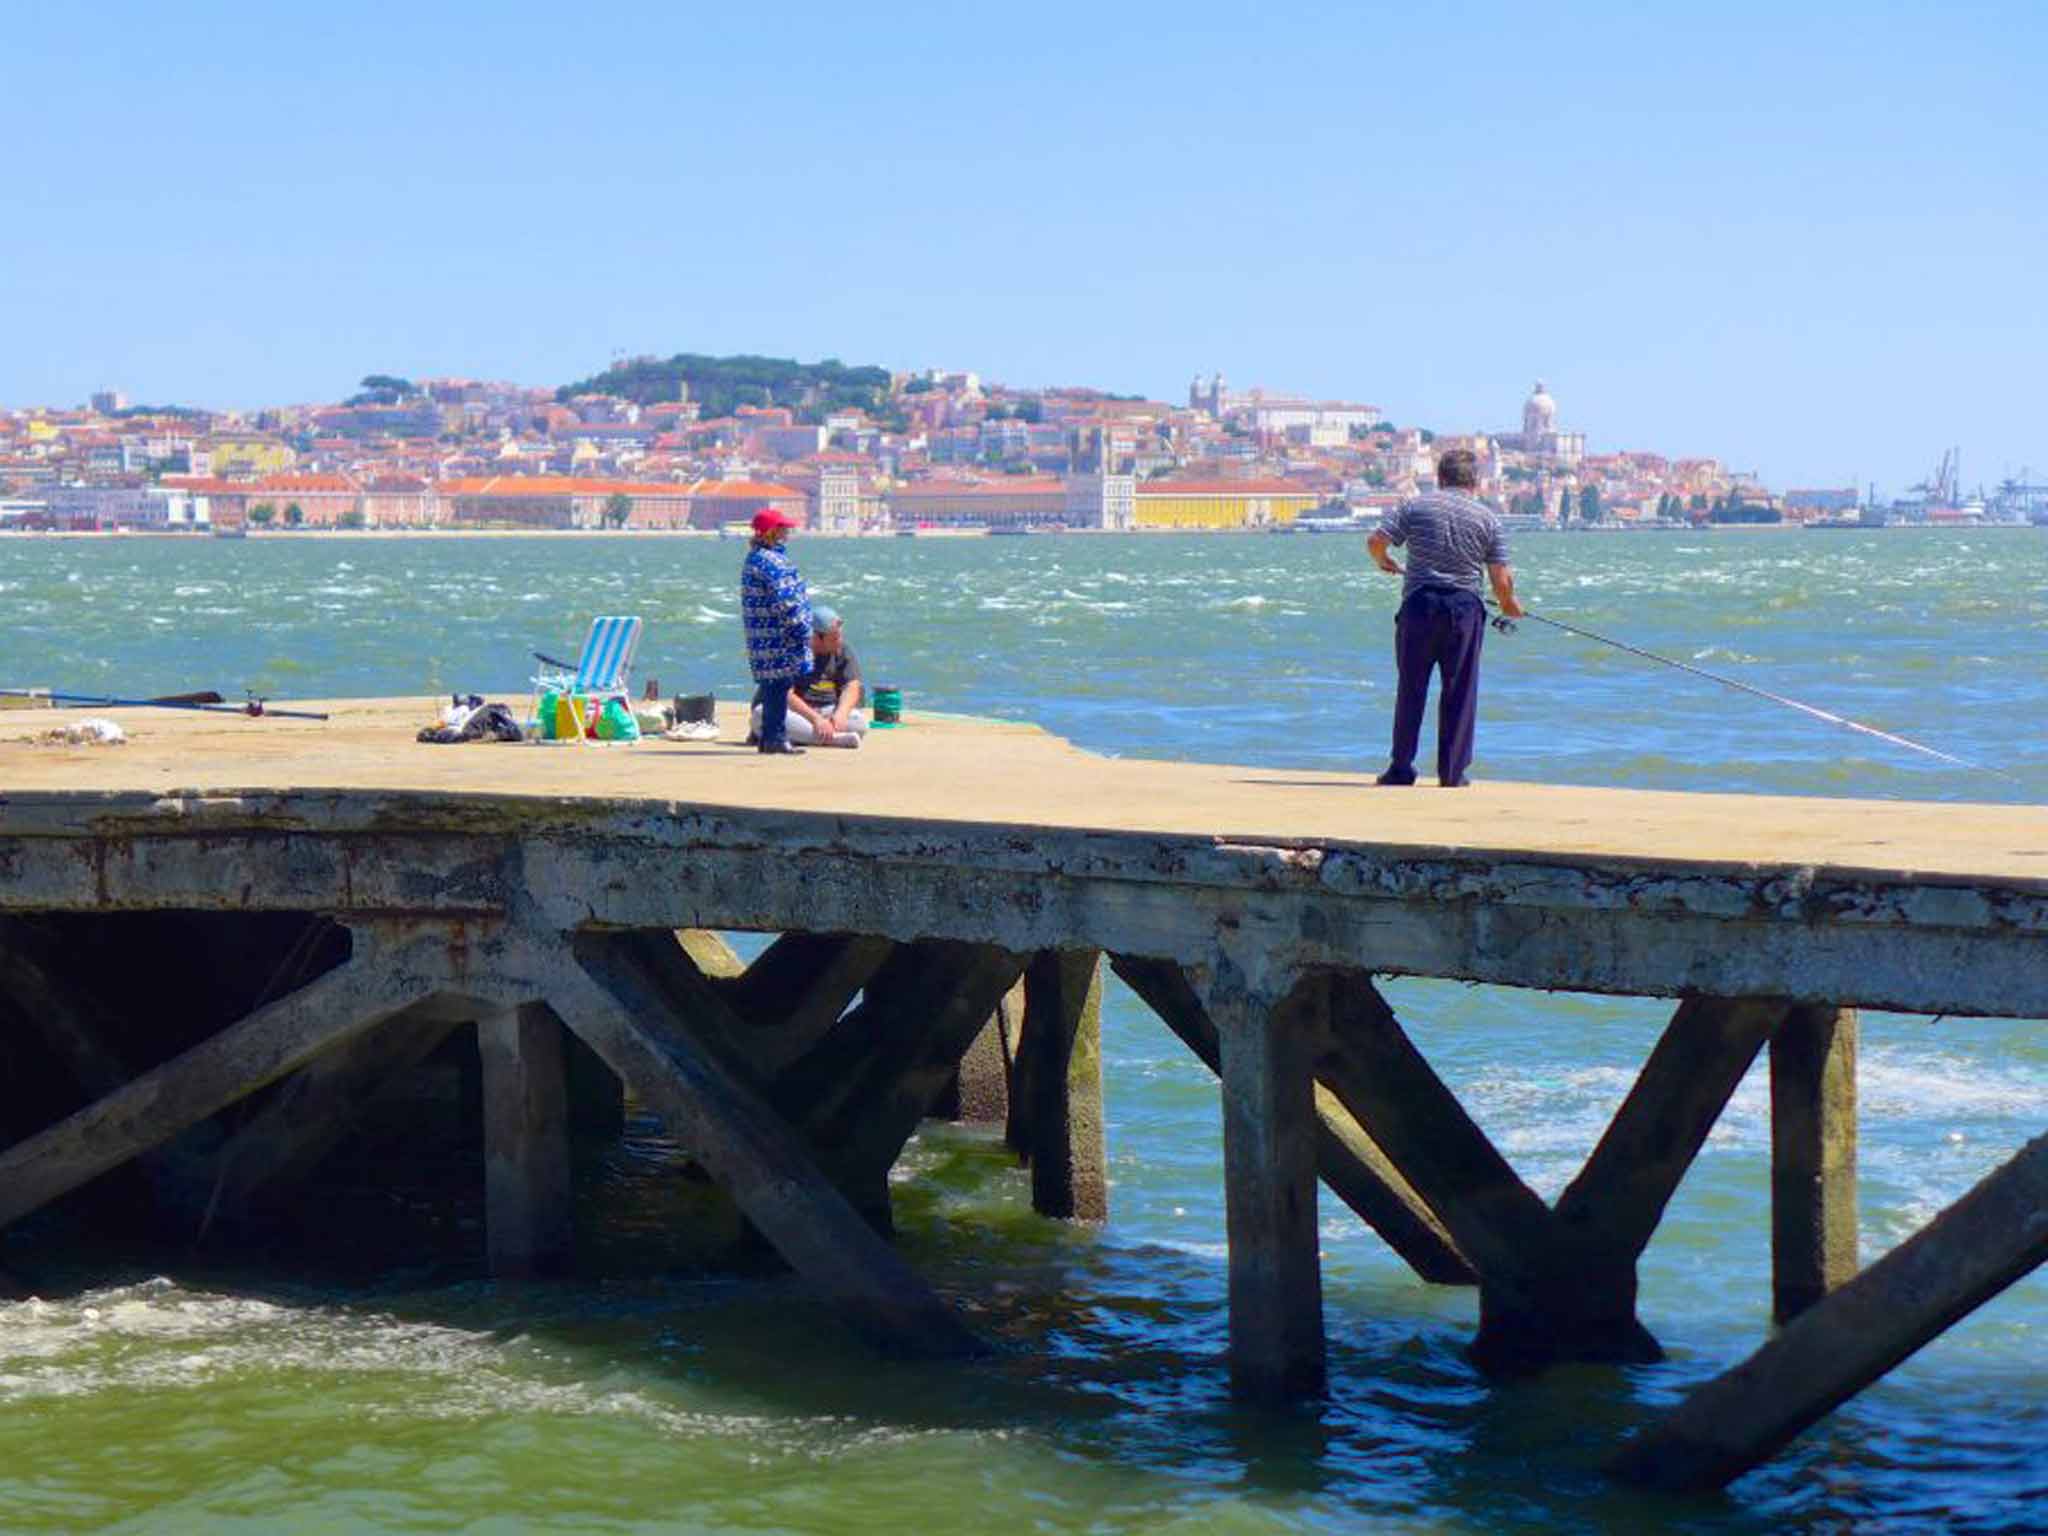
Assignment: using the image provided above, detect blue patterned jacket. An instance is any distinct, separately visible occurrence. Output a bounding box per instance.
[740,542,813,683]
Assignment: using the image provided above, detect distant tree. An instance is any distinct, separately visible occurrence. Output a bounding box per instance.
[339,509,367,530]
[1557,487,1573,522]
[284,502,305,528]
[1689,492,1708,512]
[903,377,936,395]
[1371,422,1397,435]
[1014,397,1044,424]
[1419,429,1436,444]
[247,502,276,527]
[1578,485,1603,523]
[603,491,633,529]
[346,374,415,407]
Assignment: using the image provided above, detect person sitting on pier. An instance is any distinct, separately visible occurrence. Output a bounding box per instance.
[740,508,813,756]
[1367,447,1524,787]
[751,605,868,748]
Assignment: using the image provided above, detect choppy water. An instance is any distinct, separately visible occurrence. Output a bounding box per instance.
[1,529,2043,1533]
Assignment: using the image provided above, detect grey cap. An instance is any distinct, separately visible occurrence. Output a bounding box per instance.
[811,605,841,633]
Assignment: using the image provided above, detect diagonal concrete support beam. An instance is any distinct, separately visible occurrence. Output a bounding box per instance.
[1553,996,1790,1259]
[0,928,438,1233]
[194,1001,465,1235]
[1612,1131,2048,1491]
[1111,953,1474,1286]
[0,920,224,1217]
[771,940,1029,1224]
[555,935,984,1358]
[719,932,896,1074]
[1316,974,1663,1370]
[1319,979,1817,1372]
[676,929,747,980]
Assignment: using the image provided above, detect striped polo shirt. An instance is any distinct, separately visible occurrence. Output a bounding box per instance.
[1378,490,1508,598]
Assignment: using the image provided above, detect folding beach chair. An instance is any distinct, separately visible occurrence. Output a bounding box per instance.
[529,615,644,742]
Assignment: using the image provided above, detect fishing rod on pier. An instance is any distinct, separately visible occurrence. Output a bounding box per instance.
[1486,607,2019,786]
[0,689,330,722]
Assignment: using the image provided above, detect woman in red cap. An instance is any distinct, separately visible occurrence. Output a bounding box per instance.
[739,507,813,754]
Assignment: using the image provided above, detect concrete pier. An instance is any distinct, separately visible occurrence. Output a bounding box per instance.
[0,697,2042,1479]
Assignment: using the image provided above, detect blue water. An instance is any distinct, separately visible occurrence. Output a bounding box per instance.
[0,529,2042,1533]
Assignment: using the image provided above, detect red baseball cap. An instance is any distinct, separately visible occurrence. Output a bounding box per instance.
[751,508,798,534]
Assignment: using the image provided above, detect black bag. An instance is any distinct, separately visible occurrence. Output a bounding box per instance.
[417,702,524,744]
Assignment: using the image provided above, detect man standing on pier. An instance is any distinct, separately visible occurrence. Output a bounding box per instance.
[1367,448,1524,787]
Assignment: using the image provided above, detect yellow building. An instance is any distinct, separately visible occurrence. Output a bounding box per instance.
[201,433,297,476]
[1133,478,1322,529]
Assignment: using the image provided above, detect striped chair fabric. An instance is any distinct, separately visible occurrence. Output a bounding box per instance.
[529,615,644,742]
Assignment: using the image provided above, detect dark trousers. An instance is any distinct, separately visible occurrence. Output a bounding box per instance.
[753,680,791,748]
[1385,585,1486,786]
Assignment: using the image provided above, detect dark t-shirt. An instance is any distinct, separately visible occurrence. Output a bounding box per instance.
[800,644,862,711]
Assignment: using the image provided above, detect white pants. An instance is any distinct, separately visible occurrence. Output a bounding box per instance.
[751,705,868,746]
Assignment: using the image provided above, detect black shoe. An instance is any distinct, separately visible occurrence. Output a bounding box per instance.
[758,741,805,755]
[1375,769,1416,786]
[743,731,759,746]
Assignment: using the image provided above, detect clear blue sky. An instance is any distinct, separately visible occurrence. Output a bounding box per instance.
[5,1,2042,493]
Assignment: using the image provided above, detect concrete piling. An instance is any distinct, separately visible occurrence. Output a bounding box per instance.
[1198,957,1327,1404]
[478,1002,575,1277]
[1770,1005,1859,1322]
[1014,951,1108,1221]
[1109,953,1473,1285]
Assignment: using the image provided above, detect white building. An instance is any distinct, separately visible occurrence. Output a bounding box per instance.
[1064,471,1136,530]
[812,466,862,533]
[1499,381,1585,467]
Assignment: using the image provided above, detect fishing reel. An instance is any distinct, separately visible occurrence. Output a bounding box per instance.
[1488,614,1518,636]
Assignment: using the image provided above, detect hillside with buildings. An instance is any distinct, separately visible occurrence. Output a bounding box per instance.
[0,365,1949,535]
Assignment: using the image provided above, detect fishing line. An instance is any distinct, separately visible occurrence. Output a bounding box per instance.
[1491,607,2019,785]
[0,689,329,721]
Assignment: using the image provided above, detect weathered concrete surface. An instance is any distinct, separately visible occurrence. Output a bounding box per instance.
[1770,1006,1859,1322]
[1196,954,1327,1403]
[1109,953,1473,1285]
[196,1003,463,1232]
[1612,1131,2048,1491]
[1316,974,1662,1370]
[2,699,2043,1018]
[557,933,984,1358]
[1014,952,1108,1220]
[479,1002,574,1277]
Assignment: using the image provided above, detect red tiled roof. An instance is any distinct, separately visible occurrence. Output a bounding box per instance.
[253,474,359,493]
[440,476,691,497]
[688,479,801,499]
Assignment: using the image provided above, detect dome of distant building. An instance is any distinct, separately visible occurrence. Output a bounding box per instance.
[1523,381,1557,439]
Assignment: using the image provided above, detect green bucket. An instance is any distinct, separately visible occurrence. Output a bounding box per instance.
[872,685,903,728]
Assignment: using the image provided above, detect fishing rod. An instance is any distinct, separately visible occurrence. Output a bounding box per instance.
[1489,607,2018,785]
[0,689,330,722]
